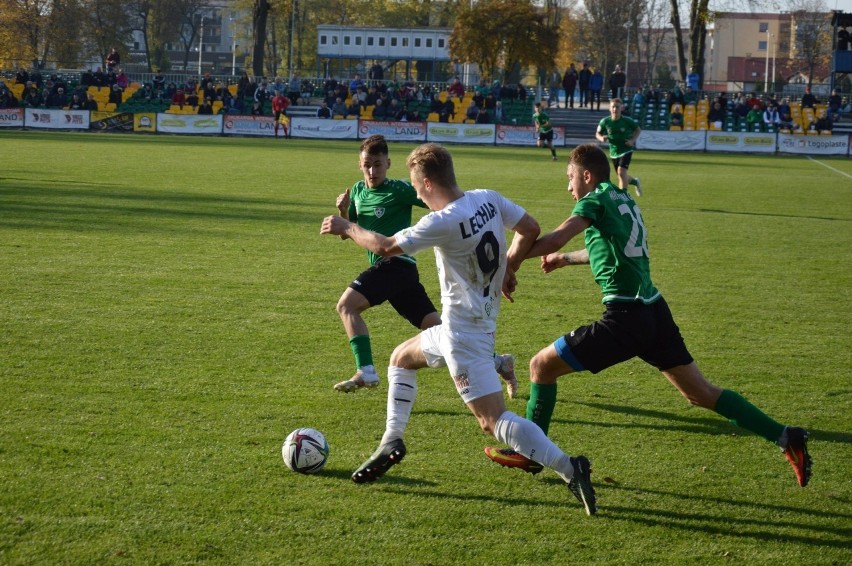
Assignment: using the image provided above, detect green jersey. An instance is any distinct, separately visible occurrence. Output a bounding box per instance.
[597,115,639,158]
[348,178,427,265]
[534,110,553,134]
[571,180,660,305]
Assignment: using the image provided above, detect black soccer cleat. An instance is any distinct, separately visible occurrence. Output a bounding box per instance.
[567,455,597,516]
[352,439,407,484]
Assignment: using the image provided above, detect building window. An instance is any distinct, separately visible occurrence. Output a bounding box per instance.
[759,22,768,33]
[391,37,398,47]
[355,36,362,46]
[331,35,338,45]
[344,36,350,46]
[402,37,409,47]
[379,37,385,46]
[438,38,445,48]
[320,35,327,45]
[367,37,374,46]
[759,40,767,51]
[426,38,433,48]
[415,38,421,48]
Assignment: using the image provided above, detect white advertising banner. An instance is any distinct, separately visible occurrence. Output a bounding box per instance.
[222,114,276,137]
[495,125,566,147]
[426,122,496,144]
[290,117,359,139]
[0,108,24,127]
[705,132,776,153]
[777,133,850,156]
[24,108,90,130]
[636,130,706,151]
[156,114,223,134]
[358,120,427,142]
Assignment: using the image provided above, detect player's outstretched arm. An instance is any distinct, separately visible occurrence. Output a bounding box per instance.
[506,213,541,273]
[320,215,403,258]
[541,249,590,273]
[526,215,591,259]
[336,187,351,218]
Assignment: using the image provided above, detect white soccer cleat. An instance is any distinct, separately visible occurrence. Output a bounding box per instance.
[633,177,643,197]
[334,369,380,393]
[495,354,519,399]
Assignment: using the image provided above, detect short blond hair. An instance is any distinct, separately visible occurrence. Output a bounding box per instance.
[406,143,457,188]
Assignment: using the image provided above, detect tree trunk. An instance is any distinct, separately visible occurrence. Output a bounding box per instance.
[670,0,687,82]
[252,0,270,77]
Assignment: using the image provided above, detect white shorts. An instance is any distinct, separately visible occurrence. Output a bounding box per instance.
[420,326,502,404]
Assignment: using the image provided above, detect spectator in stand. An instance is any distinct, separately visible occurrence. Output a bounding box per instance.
[800,85,817,109]
[152,70,166,96]
[271,76,285,98]
[777,98,796,130]
[827,88,842,121]
[165,82,177,101]
[733,94,750,119]
[475,107,491,124]
[46,87,67,109]
[372,98,388,120]
[237,71,251,99]
[346,97,363,118]
[516,83,528,102]
[323,76,339,95]
[197,98,214,115]
[22,82,41,108]
[215,82,230,101]
[106,47,120,72]
[67,92,85,110]
[837,26,850,50]
[115,69,129,89]
[271,91,290,137]
[562,63,578,109]
[331,97,347,118]
[185,88,199,108]
[549,69,562,108]
[317,100,332,118]
[83,92,99,111]
[137,83,155,102]
[670,104,684,128]
[172,88,187,109]
[746,92,762,111]
[439,98,455,123]
[812,109,832,133]
[252,80,268,115]
[15,67,29,85]
[762,103,780,129]
[203,81,216,102]
[707,100,726,129]
[369,61,384,81]
[92,67,107,88]
[669,84,685,109]
[746,105,762,131]
[588,68,603,111]
[492,100,505,124]
[465,99,480,122]
[0,83,17,108]
[686,67,700,91]
[365,86,378,106]
[609,65,626,100]
[447,76,465,100]
[80,69,93,87]
[578,62,592,108]
[349,74,365,94]
[684,86,697,104]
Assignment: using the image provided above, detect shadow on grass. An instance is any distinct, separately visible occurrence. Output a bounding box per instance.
[383,482,851,548]
[697,208,848,222]
[565,402,852,445]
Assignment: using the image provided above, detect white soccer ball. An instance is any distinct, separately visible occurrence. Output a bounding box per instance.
[282,428,329,474]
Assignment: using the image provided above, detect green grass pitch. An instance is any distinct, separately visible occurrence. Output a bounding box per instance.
[1,130,851,564]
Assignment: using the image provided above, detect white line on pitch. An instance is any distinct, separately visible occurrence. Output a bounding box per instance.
[807,156,852,179]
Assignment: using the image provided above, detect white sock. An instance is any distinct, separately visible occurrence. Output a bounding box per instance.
[380,367,417,445]
[493,411,574,482]
[359,364,378,380]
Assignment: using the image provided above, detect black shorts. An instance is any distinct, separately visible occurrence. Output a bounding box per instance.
[612,152,633,170]
[556,297,693,374]
[349,257,437,328]
[538,130,554,142]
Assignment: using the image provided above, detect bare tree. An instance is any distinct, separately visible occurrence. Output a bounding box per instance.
[787,0,832,86]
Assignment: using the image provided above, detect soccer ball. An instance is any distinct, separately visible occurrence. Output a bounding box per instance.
[282,428,329,474]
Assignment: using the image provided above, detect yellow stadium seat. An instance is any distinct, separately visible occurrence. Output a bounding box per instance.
[428,112,439,122]
[104,102,117,112]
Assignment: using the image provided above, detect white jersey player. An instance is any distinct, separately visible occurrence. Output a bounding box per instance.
[320,143,597,514]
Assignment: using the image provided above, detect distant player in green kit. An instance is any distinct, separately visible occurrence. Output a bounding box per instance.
[485,143,812,490]
[596,97,643,197]
[332,135,518,396]
[533,102,558,161]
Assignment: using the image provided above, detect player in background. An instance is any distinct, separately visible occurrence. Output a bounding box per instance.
[596,97,642,197]
[533,102,558,161]
[321,143,597,515]
[331,135,518,398]
[484,144,812,489]
[271,91,290,138]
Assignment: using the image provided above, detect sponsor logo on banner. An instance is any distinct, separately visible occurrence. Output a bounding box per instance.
[24,109,90,129]
[636,130,706,151]
[357,120,426,141]
[91,111,134,131]
[427,122,496,144]
[778,133,849,155]
[495,125,565,146]
[134,113,157,132]
[223,114,276,136]
[0,108,24,127]
[290,117,358,139]
[156,114,223,134]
